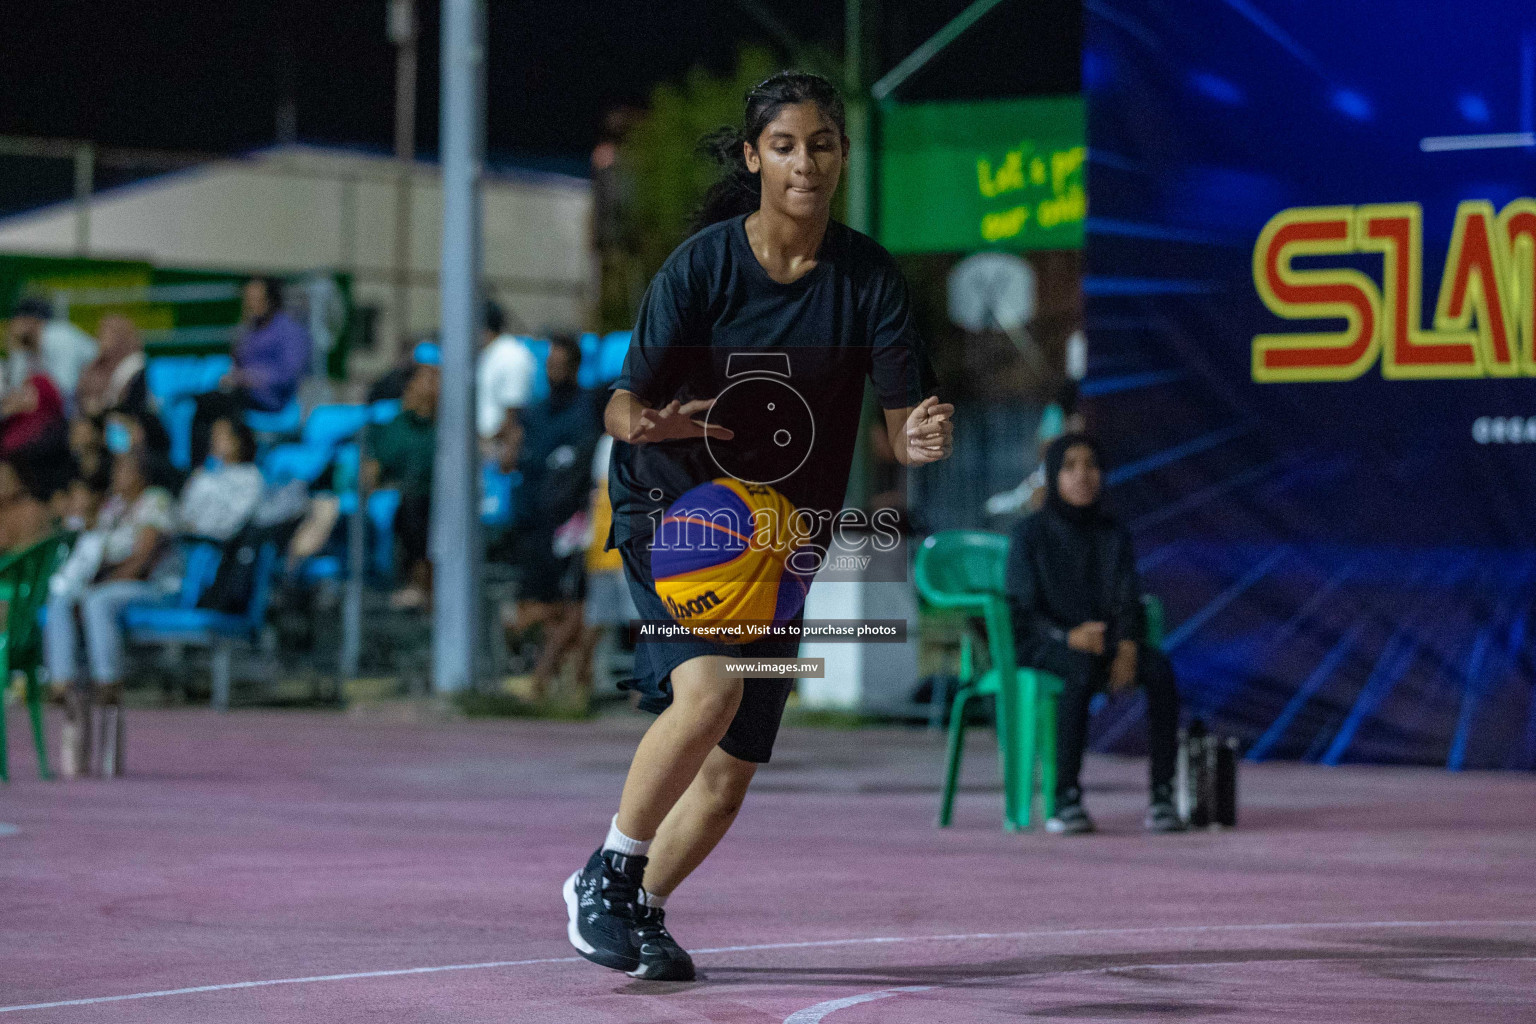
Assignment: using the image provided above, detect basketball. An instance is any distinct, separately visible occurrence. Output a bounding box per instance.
[650,478,813,643]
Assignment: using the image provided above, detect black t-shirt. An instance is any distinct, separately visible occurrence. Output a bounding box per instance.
[607,213,937,553]
[1005,506,1146,653]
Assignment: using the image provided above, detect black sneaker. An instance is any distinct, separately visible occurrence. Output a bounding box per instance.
[628,901,696,981]
[564,848,644,972]
[1145,784,1186,832]
[1045,788,1096,834]
[1145,800,1186,832]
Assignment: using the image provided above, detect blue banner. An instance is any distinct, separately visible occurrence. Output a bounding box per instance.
[1084,0,1536,767]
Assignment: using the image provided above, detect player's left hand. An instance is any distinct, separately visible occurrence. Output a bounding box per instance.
[903,396,954,465]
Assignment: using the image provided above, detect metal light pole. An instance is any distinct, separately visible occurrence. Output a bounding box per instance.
[72,143,94,256]
[844,0,877,510]
[432,0,485,694]
[843,0,874,235]
[389,0,419,358]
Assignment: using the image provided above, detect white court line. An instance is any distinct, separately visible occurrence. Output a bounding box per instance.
[0,957,583,1014]
[3,919,1535,1015]
[782,955,1536,1024]
[784,986,936,1024]
[690,918,1536,955]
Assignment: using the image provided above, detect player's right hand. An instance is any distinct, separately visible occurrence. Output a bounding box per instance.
[624,398,736,444]
[1067,621,1107,656]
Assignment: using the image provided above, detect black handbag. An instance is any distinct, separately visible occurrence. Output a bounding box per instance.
[196,517,302,614]
[196,529,263,614]
[1177,718,1239,828]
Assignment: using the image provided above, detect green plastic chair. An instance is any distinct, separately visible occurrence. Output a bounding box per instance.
[916,529,1166,831]
[990,592,1164,825]
[914,530,1038,831]
[0,533,71,782]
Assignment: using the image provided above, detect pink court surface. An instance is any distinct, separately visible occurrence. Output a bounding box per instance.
[3,707,1534,1023]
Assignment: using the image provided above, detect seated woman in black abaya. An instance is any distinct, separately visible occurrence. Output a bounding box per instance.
[1005,433,1184,834]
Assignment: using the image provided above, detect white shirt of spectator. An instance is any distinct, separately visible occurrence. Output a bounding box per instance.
[99,487,176,566]
[2,348,40,393]
[476,333,537,439]
[42,319,99,395]
[177,463,266,542]
[591,433,613,485]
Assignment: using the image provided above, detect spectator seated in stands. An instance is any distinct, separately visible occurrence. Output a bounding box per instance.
[477,299,536,466]
[365,350,418,405]
[364,343,439,611]
[1005,432,1184,835]
[176,417,264,543]
[44,449,179,778]
[504,333,604,702]
[67,414,112,496]
[75,314,150,420]
[0,457,52,554]
[5,295,97,399]
[104,408,183,493]
[0,353,68,482]
[190,277,310,466]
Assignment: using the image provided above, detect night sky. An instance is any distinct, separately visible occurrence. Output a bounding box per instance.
[0,0,1077,207]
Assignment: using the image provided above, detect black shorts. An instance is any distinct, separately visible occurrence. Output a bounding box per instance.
[617,537,801,764]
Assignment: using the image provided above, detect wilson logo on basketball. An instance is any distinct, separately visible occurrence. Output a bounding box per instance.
[665,591,723,620]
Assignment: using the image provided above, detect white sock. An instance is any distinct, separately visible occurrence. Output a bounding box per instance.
[638,888,667,909]
[603,815,651,857]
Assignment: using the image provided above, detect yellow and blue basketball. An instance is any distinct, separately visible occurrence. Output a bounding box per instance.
[651,478,814,644]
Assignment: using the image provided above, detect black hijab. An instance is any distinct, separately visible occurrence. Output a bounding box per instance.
[1008,431,1132,642]
[1043,432,1109,527]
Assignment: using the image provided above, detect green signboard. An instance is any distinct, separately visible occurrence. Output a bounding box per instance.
[878,96,1086,254]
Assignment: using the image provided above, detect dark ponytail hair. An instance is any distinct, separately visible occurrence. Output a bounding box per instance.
[692,71,848,232]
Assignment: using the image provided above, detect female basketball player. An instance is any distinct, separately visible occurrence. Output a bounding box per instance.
[565,71,953,981]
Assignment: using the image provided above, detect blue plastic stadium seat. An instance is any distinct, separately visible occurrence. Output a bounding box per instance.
[146,355,232,407]
[336,488,402,578]
[524,337,551,403]
[331,444,360,495]
[179,541,223,606]
[577,332,601,389]
[122,605,252,634]
[303,404,373,449]
[165,397,198,470]
[262,443,333,486]
[122,543,279,712]
[245,399,303,436]
[481,464,521,527]
[300,555,342,583]
[598,331,630,383]
[367,489,401,579]
[150,355,238,468]
[117,538,224,635]
[371,399,401,424]
[367,488,401,528]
